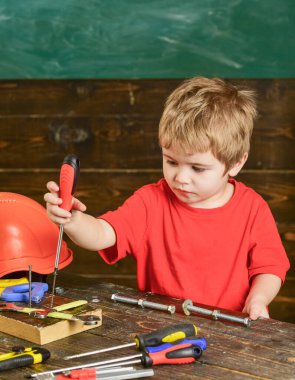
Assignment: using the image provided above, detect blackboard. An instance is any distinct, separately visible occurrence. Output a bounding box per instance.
[0,0,294,79]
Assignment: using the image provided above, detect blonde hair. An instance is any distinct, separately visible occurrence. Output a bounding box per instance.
[159,77,257,171]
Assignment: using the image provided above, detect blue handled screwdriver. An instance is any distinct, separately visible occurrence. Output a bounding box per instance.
[146,336,206,353]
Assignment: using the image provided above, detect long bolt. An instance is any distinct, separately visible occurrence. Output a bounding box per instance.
[182,299,252,327]
[111,294,176,314]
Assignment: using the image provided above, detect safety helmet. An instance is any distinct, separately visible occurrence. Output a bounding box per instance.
[0,192,73,277]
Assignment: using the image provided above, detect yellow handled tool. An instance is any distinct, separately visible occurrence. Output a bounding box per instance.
[0,278,28,296]
[0,346,50,371]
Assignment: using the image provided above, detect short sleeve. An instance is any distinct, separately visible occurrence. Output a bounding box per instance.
[248,201,290,282]
[97,188,150,264]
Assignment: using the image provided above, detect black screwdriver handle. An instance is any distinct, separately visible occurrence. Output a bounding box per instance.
[134,323,198,349]
[0,348,50,371]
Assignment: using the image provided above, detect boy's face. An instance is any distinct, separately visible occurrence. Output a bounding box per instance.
[162,146,233,209]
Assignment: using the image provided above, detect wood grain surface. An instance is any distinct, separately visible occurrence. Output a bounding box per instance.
[0,278,294,379]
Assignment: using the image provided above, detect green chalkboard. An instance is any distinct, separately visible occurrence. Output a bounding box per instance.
[0,0,294,79]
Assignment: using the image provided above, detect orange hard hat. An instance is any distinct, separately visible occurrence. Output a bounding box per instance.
[0,192,73,277]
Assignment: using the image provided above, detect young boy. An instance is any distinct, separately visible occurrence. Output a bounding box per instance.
[45,77,290,320]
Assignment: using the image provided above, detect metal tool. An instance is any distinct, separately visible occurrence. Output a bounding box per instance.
[0,346,50,371]
[92,368,155,379]
[1,282,48,303]
[111,293,176,314]
[30,300,100,324]
[0,300,98,324]
[32,367,155,380]
[182,299,252,327]
[51,154,80,308]
[29,342,202,378]
[29,264,32,307]
[64,323,198,360]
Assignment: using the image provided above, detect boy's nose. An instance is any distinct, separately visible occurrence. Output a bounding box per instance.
[175,168,190,184]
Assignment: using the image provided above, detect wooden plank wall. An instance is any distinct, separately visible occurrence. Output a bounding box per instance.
[0,79,294,323]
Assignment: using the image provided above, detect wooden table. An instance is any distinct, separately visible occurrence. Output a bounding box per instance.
[0,275,294,379]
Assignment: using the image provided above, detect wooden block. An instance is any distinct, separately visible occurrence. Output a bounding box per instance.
[0,295,102,345]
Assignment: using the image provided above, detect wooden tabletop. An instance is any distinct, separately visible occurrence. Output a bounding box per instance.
[0,275,294,380]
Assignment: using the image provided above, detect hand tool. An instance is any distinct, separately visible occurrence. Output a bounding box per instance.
[29,343,203,378]
[182,299,252,327]
[28,264,33,307]
[0,346,50,371]
[64,322,198,360]
[146,336,206,353]
[0,300,99,324]
[32,366,138,380]
[51,154,80,308]
[111,293,176,314]
[1,282,48,303]
[0,277,28,296]
[36,367,155,380]
[30,302,100,325]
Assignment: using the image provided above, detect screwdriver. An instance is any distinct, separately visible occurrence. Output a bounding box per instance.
[64,323,198,360]
[51,154,80,308]
[146,336,206,353]
[29,343,202,378]
[0,346,50,371]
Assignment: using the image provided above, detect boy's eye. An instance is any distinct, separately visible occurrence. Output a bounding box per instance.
[167,160,178,166]
[192,166,206,172]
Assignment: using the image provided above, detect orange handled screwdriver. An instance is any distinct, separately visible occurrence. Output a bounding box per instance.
[50,154,80,308]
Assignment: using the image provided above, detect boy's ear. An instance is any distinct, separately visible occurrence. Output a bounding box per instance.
[228,152,248,177]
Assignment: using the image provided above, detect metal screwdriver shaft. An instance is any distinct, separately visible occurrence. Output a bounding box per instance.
[50,225,64,308]
[28,264,32,307]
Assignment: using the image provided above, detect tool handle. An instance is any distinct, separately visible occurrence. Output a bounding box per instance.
[53,300,88,312]
[146,337,207,353]
[142,343,202,366]
[59,154,80,211]
[0,355,34,371]
[1,282,48,303]
[0,348,50,371]
[134,323,198,349]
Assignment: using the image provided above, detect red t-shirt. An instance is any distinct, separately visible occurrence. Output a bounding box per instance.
[99,179,290,312]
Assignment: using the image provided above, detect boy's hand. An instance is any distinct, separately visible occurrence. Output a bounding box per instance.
[44,181,86,225]
[242,300,269,320]
[242,273,281,321]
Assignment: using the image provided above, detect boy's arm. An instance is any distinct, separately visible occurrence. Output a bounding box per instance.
[44,181,116,251]
[64,210,116,251]
[242,274,281,320]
